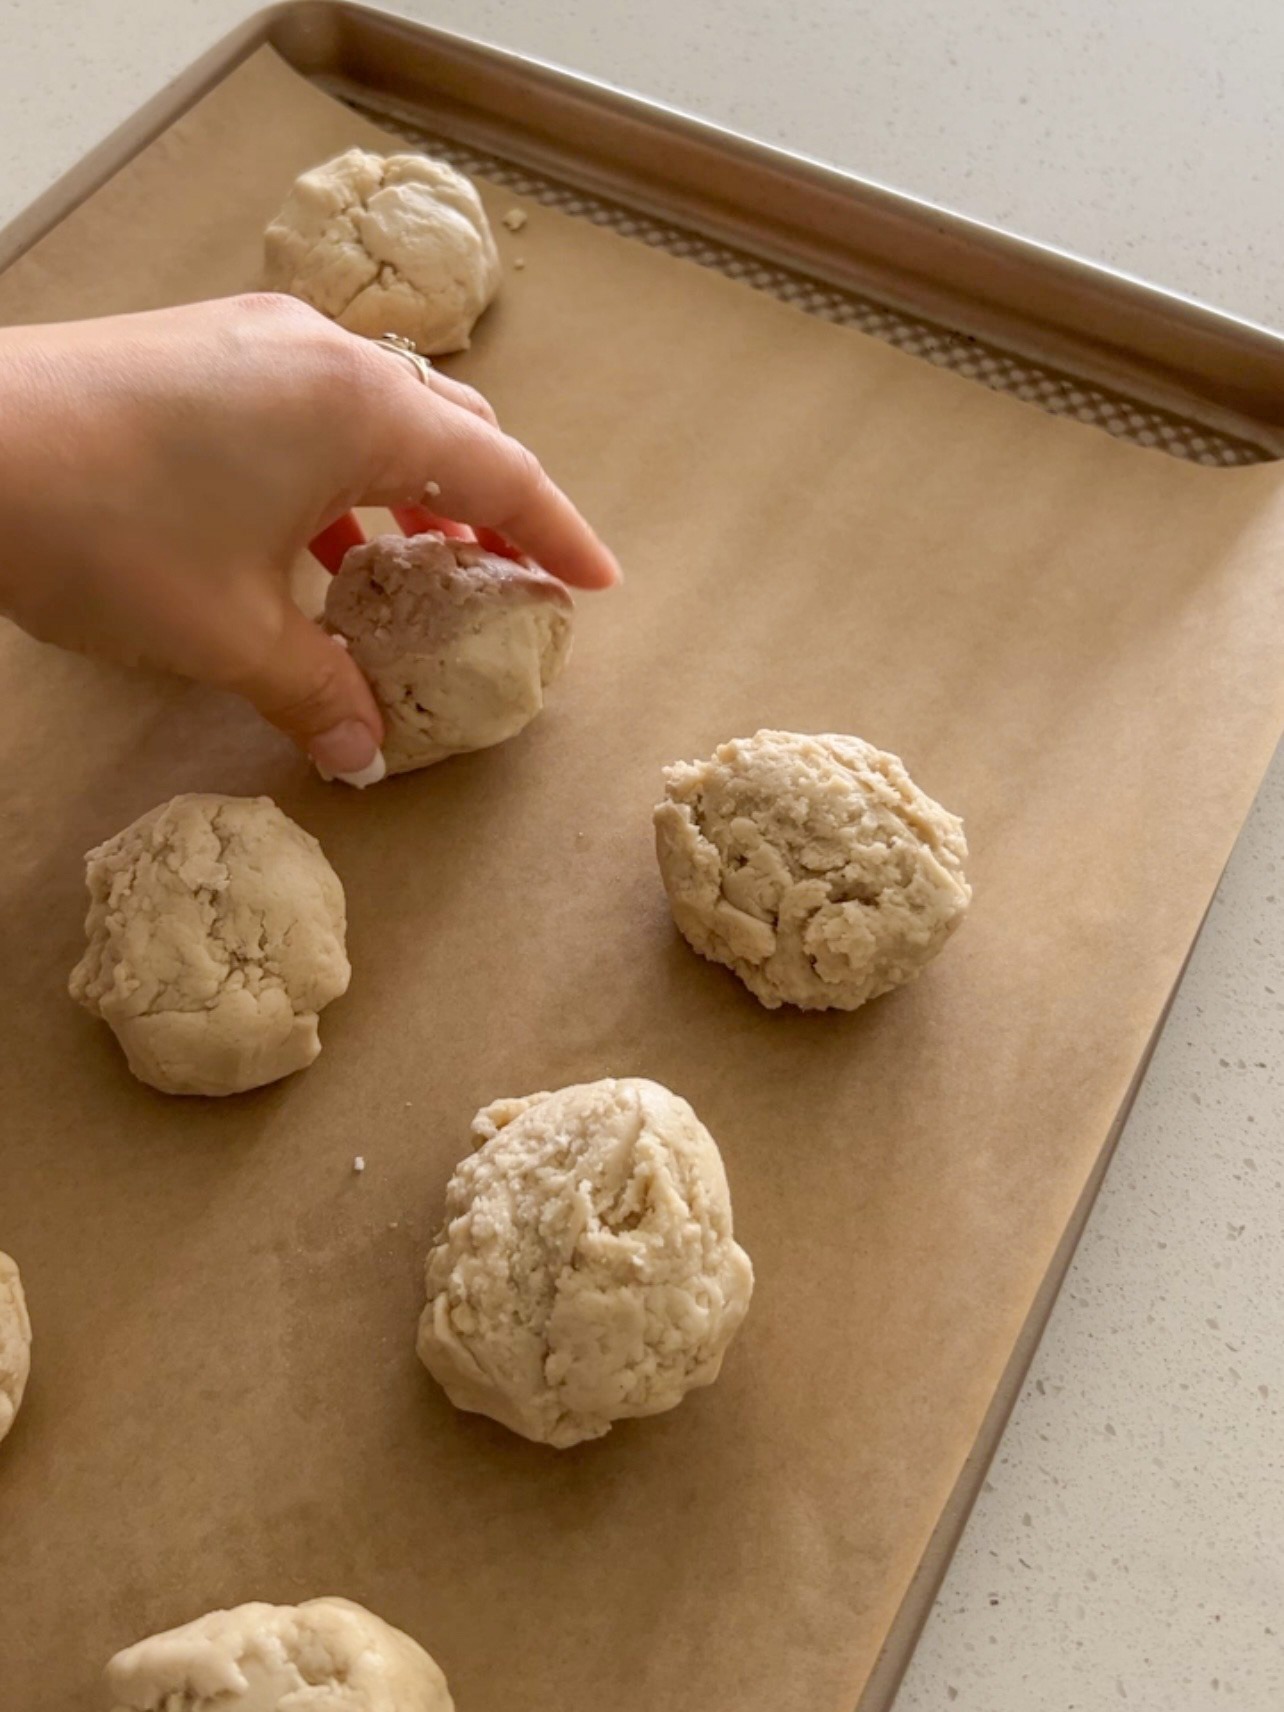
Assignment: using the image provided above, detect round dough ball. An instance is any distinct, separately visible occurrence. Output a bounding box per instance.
[263,147,500,354]
[104,1597,453,1712]
[69,795,350,1097]
[417,1078,754,1448]
[325,533,573,777]
[654,729,970,1011]
[0,1252,31,1446]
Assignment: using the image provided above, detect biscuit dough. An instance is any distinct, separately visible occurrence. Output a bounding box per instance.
[325,532,573,776]
[654,729,970,1010]
[0,1252,30,1446]
[104,1597,453,1712]
[69,795,350,1097]
[264,148,500,354]
[417,1078,754,1447]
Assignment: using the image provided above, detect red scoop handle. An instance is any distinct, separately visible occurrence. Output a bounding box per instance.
[308,508,526,571]
[307,512,367,575]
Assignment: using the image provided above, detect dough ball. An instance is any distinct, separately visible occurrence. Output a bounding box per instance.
[0,1252,31,1446]
[325,533,573,777]
[104,1597,453,1712]
[69,795,350,1097]
[417,1077,754,1448]
[263,147,500,354]
[654,729,970,1011]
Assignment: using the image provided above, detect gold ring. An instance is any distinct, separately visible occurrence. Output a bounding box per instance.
[372,332,434,386]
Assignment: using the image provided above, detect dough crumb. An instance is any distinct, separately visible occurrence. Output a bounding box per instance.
[325,532,573,777]
[0,1252,31,1446]
[501,208,528,232]
[353,1155,366,1173]
[423,479,442,497]
[69,795,349,1096]
[104,1597,453,1712]
[512,256,526,270]
[417,1077,754,1447]
[263,147,499,356]
[654,729,970,1011]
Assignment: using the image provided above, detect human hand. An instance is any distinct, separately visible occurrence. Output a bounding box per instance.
[0,293,620,784]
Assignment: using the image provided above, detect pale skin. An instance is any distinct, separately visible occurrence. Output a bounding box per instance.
[0,293,621,779]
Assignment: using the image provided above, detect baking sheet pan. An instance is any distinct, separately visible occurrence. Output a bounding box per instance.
[4,2,1284,457]
[1,36,1283,1712]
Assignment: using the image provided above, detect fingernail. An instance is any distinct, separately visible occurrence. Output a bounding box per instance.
[333,752,387,789]
[310,721,386,789]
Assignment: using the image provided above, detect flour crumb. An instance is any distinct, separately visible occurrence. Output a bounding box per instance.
[502,208,528,232]
[423,479,441,498]
[353,1155,366,1173]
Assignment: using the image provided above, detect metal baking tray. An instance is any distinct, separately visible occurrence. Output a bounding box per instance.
[5,1,1283,471]
[2,7,1278,1707]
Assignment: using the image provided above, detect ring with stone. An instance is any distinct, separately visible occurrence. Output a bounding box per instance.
[372,331,434,386]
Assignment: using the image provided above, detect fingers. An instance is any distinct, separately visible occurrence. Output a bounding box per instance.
[360,329,498,424]
[235,600,387,788]
[432,421,622,589]
[425,370,498,425]
[359,393,622,590]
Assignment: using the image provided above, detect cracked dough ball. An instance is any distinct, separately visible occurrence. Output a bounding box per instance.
[417,1078,754,1448]
[263,148,500,354]
[654,729,970,1011]
[0,1252,31,1446]
[104,1597,453,1712]
[325,532,573,777]
[69,795,350,1097]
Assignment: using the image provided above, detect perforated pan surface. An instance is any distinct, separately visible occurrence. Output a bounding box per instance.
[354,97,1270,469]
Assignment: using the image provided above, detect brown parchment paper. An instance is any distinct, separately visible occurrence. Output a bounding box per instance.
[1,45,1282,1712]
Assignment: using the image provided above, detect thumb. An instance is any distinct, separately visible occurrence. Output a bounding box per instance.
[238,599,387,788]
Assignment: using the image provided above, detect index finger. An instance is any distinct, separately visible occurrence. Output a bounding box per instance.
[363,392,622,591]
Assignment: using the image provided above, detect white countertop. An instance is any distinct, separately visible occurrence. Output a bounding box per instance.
[3,2,1281,1706]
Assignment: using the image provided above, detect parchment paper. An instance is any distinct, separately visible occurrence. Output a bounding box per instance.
[1,46,1282,1712]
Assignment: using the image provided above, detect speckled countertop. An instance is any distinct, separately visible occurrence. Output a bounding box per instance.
[2,2,1281,1706]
